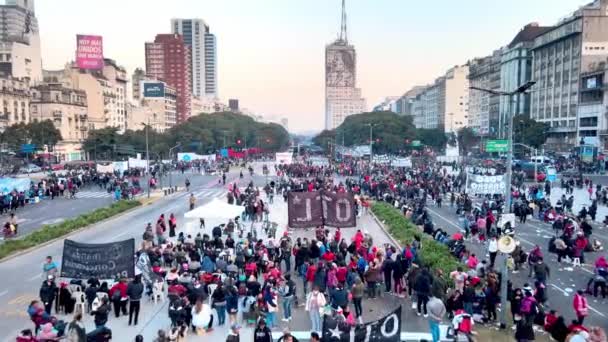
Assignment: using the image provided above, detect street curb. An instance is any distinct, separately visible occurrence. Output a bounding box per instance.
[0,194,173,264]
[369,206,403,249]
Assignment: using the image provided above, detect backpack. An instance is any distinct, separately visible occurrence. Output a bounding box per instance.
[520,297,538,315]
[458,314,473,334]
[111,290,121,301]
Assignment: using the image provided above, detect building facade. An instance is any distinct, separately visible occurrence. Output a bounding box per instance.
[530,0,608,149]
[29,83,88,161]
[131,67,146,103]
[0,0,41,82]
[395,86,427,116]
[412,65,469,133]
[101,58,128,132]
[0,76,29,130]
[171,19,217,99]
[468,50,501,136]
[129,80,177,132]
[145,34,192,124]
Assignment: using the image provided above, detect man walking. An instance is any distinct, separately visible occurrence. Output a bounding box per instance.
[127,275,144,326]
[427,295,446,342]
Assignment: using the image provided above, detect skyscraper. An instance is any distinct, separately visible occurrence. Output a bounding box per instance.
[324,0,366,130]
[0,0,42,82]
[145,34,192,123]
[171,18,218,99]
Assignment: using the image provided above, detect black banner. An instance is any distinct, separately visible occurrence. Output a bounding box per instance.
[287,191,323,228]
[322,306,401,342]
[322,191,357,228]
[61,238,135,279]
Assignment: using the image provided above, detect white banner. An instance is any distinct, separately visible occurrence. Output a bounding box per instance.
[392,157,412,168]
[275,152,293,164]
[466,173,506,195]
[96,163,114,173]
[128,158,148,169]
[113,161,128,175]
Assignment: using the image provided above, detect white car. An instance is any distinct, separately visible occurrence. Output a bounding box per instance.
[19,164,42,173]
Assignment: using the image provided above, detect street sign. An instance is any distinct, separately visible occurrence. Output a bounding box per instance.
[20,144,36,153]
[485,140,508,153]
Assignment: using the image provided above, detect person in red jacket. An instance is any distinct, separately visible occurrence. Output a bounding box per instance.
[334,228,341,243]
[336,265,348,284]
[109,278,128,317]
[305,261,317,295]
[322,250,335,263]
[573,290,589,324]
[353,230,364,250]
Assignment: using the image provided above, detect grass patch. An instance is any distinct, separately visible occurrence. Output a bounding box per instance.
[371,202,465,283]
[0,200,141,260]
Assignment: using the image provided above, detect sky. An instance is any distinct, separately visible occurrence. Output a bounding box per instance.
[36,0,591,133]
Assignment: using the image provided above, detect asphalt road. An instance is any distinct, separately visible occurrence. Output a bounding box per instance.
[424,199,608,328]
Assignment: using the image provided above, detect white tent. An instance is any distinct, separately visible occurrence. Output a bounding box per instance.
[184,198,244,220]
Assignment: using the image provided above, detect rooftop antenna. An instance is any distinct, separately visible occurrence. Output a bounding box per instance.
[339,0,348,43]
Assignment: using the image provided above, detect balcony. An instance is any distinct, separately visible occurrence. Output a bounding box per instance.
[79,126,88,131]
[52,111,62,118]
[79,113,88,120]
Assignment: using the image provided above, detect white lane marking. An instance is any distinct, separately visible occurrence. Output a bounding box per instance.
[0,290,8,297]
[114,230,130,239]
[27,273,42,282]
[551,284,606,317]
[550,283,570,296]
[588,304,607,318]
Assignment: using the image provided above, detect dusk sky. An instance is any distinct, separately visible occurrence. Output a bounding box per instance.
[38,0,590,133]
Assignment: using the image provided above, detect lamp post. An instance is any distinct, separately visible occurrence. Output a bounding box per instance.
[365,123,378,166]
[470,81,536,330]
[168,142,181,188]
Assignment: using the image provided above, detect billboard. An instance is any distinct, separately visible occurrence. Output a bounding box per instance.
[76,35,104,70]
[143,82,165,98]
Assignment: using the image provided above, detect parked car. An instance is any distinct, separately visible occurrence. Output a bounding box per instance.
[19,163,42,173]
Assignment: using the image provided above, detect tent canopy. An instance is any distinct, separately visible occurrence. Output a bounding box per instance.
[184,198,244,220]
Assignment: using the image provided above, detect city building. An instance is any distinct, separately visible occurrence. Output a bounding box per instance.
[145,33,192,124]
[499,23,551,138]
[394,86,427,116]
[171,18,217,99]
[530,0,608,150]
[412,65,469,133]
[0,0,42,82]
[129,80,177,132]
[468,49,501,136]
[0,76,30,130]
[324,0,366,130]
[131,67,146,102]
[372,96,400,112]
[29,83,88,161]
[228,99,239,112]
[101,58,128,132]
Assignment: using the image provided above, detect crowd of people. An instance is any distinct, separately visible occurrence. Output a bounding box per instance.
[14,158,608,342]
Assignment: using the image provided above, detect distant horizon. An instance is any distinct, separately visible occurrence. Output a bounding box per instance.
[37,0,591,133]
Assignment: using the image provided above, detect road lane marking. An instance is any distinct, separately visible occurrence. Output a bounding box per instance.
[27,273,42,282]
[551,284,605,317]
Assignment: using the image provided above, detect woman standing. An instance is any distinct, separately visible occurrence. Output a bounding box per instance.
[351,277,365,322]
[305,286,326,333]
[212,284,227,326]
[169,213,177,238]
[572,290,588,324]
[191,299,212,335]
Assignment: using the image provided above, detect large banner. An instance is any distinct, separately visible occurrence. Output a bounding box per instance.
[323,306,401,342]
[288,191,356,228]
[322,192,356,228]
[61,239,135,279]
[96,163,114,174]
[275,152,293,164]
[287,192,323,228]
[466,173,506,195]
[76,35,104,70]
[128,158,148,169]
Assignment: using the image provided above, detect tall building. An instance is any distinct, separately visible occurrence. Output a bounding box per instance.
[324,0,366,130]
[499,23,551,138]
[0,0,41,82]
[468,49,501,136]
[131,67,146,102]
[29,83,88,161]
[372,96,400,112]
[395,86,427,116]
[228,99,239,112]
[171,19,218,99]
[412,65,469,133]
[145,33,192,123]
[530,0,608,150]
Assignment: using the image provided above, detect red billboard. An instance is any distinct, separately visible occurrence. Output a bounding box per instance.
[76,35,104,70]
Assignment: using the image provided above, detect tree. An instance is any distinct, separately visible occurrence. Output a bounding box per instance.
[312,130,336,152]
[456,127,478,155]
[416,128,448,151]
[0,120,62,153]
[513,114,549,149]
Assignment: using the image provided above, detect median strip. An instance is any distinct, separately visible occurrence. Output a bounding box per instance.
[0,200,141,260]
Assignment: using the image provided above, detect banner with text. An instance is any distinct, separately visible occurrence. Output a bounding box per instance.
[322,306,401,342]
[466,173,506,195]
[76,35,104,70]
[275,152,293,164]
[61,238,135,280]
[288,191,356,228]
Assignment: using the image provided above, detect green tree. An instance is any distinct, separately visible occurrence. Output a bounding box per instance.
[416,128,448,151]
[513,114,549,149]
[0,120,62,152]
[312,130,336,152]
[456,127,478,155]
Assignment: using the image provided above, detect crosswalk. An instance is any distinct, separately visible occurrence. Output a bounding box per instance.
[69,190,113,199]
[190,187,226,200]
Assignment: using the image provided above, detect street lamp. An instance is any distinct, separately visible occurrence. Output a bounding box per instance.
[168,142,181,188]
[470,80,535,330]
[141,115,159,198]
[365,123,379,165]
